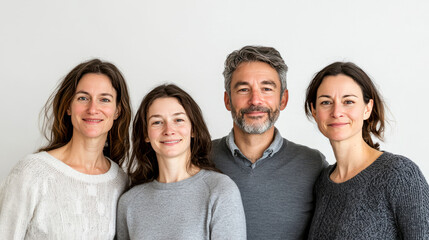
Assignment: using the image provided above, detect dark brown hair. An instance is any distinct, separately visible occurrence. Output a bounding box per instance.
[127,84,219,187]
[304,62,385,149]
[39,59,132,165]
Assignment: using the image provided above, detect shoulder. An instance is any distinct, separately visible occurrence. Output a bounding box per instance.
[110,161,128,184]
[284,139,324,158]
[210,137,231,165]
[118,182,151,207]
[7,152,51,179]
[283,139,327,166]
[211,137,227,150]
[0,152,50,197]
[201,170,240,195]
[378,152,426,182]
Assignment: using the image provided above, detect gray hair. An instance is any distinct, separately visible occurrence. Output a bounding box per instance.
[223,45,288,97]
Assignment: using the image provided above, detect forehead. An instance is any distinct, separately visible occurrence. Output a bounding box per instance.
[317,74,363,96]
[231,61,280,86]
[148,97,187,116]
[76,73,115,93]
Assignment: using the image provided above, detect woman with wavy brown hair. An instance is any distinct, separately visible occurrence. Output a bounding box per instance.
[117,84,246,239]
[0,59,131,239]
[305,62,429,239]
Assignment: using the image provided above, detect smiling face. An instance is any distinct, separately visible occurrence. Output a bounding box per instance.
[68,73,119,140]
[146,97,193,161]
[311,74,373,143]
[225,61,288,134]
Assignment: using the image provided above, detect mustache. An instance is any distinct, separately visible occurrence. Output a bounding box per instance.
[240,106,270,114]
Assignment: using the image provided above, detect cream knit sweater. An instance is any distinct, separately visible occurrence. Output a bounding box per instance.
[0,151,127,240]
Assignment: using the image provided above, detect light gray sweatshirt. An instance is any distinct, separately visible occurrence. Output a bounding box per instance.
[116,169,246,240]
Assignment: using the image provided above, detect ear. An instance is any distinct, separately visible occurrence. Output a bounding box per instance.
[280,89,289,110]
[114,106,121,120]
[364,99,374,120]
[67,108,71,115]
[311,104,317,119]
[145,137,150,143]
[224,91,232,111]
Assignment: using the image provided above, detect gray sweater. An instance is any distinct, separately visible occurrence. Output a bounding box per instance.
[116,169,246,240]
[308,152,429,239]
[212,131,327,240]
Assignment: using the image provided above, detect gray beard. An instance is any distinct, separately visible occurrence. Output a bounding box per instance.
[231,105,280,134]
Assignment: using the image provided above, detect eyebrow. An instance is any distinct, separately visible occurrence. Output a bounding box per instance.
[148,112,186,120]
[233,80,277,89]
[317,94,358,99]
[76,90,114,98]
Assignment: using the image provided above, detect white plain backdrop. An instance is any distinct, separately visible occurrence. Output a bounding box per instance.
[1,0,428,181]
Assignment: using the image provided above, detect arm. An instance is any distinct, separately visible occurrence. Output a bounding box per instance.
[390,160,429,239]
[210,177,246,240]
[0,161,39,239]
[115,195,130,240]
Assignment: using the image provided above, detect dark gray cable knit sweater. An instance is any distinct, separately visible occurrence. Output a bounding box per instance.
[308,152,429,239]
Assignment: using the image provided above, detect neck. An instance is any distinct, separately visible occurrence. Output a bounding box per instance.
[156,151,200,183]
[330,137,382,183]
[48,133,110,175]
[233,125,275,163]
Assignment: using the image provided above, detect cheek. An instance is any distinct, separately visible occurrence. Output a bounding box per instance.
[104,106,117,117]
[231,95,247,106]
[313,110,327,124]
[69,104,83,117]
[350,108,366,121]
[146,129,158,142]
[180,125,193,139]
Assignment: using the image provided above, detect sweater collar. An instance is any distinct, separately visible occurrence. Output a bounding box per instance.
[225,128,283,165]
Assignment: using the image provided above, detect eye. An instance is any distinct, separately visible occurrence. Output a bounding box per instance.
[175,118,185,123]
[237,88,249,93]
[320,101,331,105]
[344,100,354,104]
[262,87,273,91]
[77,96,88,101]
[100,98,111,103]
[151,120,162,125]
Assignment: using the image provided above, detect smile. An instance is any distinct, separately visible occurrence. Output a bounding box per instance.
[328,123,348,127]
[83,119,103,123]
[161,140,182,144]
[246,111,266,115]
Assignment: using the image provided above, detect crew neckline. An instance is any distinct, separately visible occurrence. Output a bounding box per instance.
[37,151,119,183]
[326,152,387,187]
[150,169,207,190]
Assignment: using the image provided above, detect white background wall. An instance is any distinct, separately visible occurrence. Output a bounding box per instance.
[1,0,428,181]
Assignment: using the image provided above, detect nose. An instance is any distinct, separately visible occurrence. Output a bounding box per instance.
[163,122,175,136]
[331,103,344,118]
[249,89,263,106]
[87,100,99,114]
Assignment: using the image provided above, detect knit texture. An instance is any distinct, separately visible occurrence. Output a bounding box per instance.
[211,134,327,240]
[0,151,128,240]
[308,152,429,239]
[116,169,246,240]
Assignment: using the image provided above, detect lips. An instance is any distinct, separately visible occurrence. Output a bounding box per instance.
[83,118,103,123]
[160,139,182,144]
[241,106,270,119]
[328,122,348,127]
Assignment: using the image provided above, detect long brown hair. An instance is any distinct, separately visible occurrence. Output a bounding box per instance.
[128,84,219,187]
[304,62,385,150]
[39,59,131,165]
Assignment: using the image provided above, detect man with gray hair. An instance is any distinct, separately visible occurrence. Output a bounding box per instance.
[212,45,327,239]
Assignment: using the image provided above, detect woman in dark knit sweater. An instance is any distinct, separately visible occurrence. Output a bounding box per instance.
[304,62,429,239]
